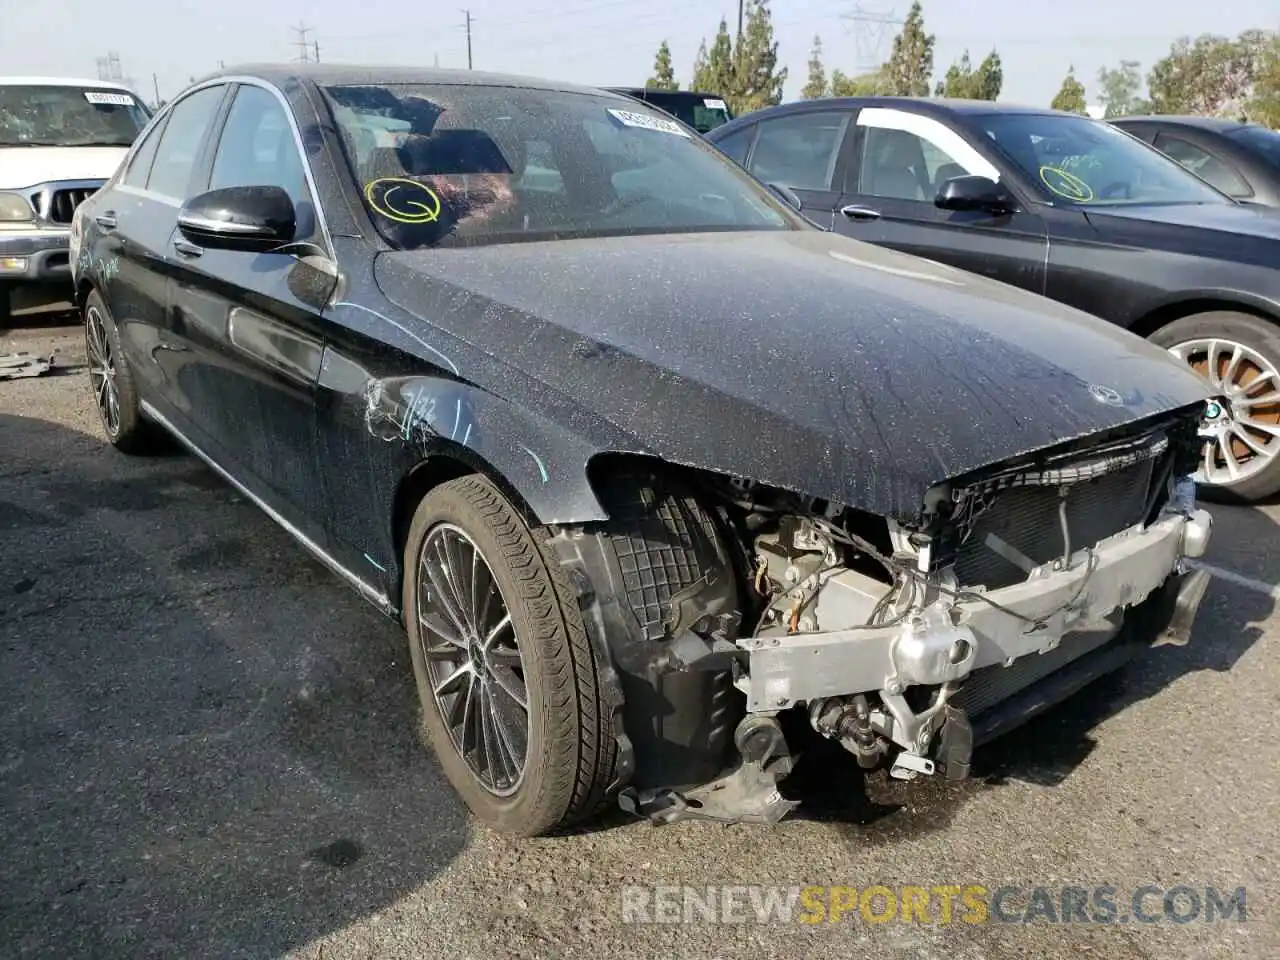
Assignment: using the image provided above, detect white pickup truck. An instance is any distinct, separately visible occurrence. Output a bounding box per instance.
[0,76,151,325]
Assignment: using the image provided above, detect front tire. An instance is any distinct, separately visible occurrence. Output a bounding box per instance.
[1150,310,1280,503]
[403,475,616,836]
[83,289,161,454]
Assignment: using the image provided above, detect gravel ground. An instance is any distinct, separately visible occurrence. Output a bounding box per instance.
[2,314,1276,960]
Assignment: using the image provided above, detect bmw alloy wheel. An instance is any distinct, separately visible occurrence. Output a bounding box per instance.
[85,304,121,438]
[1168,337,1280,486]
[417,523,530,796]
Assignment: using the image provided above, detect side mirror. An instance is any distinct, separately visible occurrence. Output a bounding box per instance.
[935,174,1017,215]
[177,185,296,252]
[766,182,804,212]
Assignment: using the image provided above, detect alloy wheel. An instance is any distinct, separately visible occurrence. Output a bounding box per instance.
[1168,337,1280,485]
[417,523,530,796]
[85,305,121,438]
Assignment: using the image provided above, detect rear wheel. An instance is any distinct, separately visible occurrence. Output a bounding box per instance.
[83,289,161,454]
[403,475,616,836]
[1150,310,1280,502]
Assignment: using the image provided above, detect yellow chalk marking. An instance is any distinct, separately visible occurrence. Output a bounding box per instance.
[365,177,442,224]
[1039,166,1094,202]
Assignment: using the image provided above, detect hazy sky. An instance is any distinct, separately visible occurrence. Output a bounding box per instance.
[2,0,1276,109]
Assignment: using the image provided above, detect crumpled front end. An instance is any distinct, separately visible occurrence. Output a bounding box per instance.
[617,405,1214,825]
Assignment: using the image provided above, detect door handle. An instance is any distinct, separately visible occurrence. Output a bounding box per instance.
[173,238,203,258]
[840,204,882,221]
[94,211,117,229]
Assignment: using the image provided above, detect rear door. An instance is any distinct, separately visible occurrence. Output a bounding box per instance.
[835,106,1049,294]
[101,84,230,397]
[738,107,856,231]
[164,81,337,535]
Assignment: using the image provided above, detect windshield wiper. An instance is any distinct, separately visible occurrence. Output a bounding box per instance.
[62,139,132,147]
[0,140,68,147]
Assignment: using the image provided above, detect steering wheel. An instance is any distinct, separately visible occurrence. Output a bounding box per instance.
[1099,180,1132,200]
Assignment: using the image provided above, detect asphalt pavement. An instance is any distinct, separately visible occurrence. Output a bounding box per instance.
[2,311,1277,960]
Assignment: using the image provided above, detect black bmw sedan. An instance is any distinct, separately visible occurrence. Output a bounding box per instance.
[706,97,1280,502]
[69,65,1215,835]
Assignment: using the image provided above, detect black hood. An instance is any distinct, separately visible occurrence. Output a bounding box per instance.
[375,230,1212,519]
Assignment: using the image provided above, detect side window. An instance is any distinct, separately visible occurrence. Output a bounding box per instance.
[856,109,1000,202]
[146,85,225,199]
[747,112,850,192]
[121,116,166,188]
[209,84,318,243]
[714,124,755,166]
[860,126,972,201]
[1157,135,1252,198]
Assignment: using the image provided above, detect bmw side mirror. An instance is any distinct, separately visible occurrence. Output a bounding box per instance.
[935,174,1017,215]
[177,185,296,252]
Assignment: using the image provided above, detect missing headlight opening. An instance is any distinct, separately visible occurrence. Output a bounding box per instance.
[597,409,1214,826]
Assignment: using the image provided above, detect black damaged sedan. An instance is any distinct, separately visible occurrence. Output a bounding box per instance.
[70,65,1215,836]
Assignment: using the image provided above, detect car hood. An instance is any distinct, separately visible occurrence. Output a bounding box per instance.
[1083,200,1280,241]
[0,146,127,189]
[375,229,1212,520]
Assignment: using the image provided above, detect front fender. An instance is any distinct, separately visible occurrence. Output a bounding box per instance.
[364,372,615,526]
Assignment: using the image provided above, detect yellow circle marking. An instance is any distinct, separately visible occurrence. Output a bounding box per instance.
[365,177,442,224]
[1038,165,1094,202]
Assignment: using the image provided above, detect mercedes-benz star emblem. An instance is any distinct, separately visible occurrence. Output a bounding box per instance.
[1087,383,1125,406]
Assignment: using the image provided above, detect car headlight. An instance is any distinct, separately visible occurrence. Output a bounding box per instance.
[0,191,35,222]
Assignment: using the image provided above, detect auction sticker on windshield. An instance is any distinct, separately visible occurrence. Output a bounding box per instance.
[83,91,137,106]
[607,108,690,137]
[705,98,728,111]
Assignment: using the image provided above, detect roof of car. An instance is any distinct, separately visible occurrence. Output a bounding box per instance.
[201,63,617,98]
[1111,114,1248,132]
[0,76,135,91]
[792,96,1068,116]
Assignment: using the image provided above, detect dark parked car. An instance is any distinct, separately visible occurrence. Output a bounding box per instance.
[604,87,732,134]
[71,66,1214,835]
[706,97,1280,501]
[1111,115,1280,208]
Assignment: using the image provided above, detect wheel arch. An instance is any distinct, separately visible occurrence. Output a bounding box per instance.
[1128,290,1280,340]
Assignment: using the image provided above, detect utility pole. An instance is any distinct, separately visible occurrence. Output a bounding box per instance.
[313,40,320,62]
[291,22,314,63]
[737,0,744,37]
[152,73,160,108]
[462,10,473,69]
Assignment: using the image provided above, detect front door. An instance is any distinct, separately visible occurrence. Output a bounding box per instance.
[164,81,337,536]
[835,106,1049,294]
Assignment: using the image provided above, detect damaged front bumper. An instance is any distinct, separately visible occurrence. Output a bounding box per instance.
[633,502,1213,825]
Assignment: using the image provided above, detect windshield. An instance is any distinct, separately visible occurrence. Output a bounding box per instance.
[0,85,150,147]
[974,112,1230,206]
[322,82,792,250]
[622,91,732,134]
[1226,123,1280,169]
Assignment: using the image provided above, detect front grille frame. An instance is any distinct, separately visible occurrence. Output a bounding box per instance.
[25,179,106,226]
[949,426,1179,590]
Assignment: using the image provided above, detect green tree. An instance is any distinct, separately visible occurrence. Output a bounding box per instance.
[732,0,787,113]
[830,68,891,97]
[1050,65,1088,113]
[882,1,934,96]
[646,40,678,91]
[802,34,827,99]
[692,19,736,95]
[1148,33,1262,117]
[934,48,1002,100]
[1097,59,1149,117]
[1245,32,1280,127]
